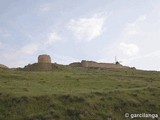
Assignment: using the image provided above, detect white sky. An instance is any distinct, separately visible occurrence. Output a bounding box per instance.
[0,0,160,70]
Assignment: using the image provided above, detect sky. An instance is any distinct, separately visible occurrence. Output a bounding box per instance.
[0,0,160,70]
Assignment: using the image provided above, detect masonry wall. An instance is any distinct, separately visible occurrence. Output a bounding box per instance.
[69,62,82,67]
[24,63,54,71]
[81,60,126,68]
[98,63,126,68]
[76,60,128,69]
[38,55,51,63]
[81,60,99,67]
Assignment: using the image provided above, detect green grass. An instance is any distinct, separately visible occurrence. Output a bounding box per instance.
[0,67,160,120]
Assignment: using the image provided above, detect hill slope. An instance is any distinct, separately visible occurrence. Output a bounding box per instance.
[0,67,160,120]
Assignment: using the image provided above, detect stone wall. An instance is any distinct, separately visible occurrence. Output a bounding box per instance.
[24,63,54,71]
[81,60,99,67]
[24,54,54,71]
[38,54,51,63]
[69,60,128,69]
[24,54,129,71]
[69,62,82,67]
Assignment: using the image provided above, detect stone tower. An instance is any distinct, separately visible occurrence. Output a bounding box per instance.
[38,54,51,63]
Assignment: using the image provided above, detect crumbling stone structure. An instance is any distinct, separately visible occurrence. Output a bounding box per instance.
[24,63,55,71]
[24,54,54,71]
[38,54,51,63]
[69,60,128,69]
[24,54,130,71]
[69,62,82,67]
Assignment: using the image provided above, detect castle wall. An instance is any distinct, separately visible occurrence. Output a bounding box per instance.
[80,60,127,69]
[81,60,99,67]
[69,62,82,67]
[24,54,128,71]
[24,63,54,71]
[98,63,125,68]
[38,55,51,63]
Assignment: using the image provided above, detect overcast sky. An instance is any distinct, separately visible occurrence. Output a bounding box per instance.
[0,0,160,70]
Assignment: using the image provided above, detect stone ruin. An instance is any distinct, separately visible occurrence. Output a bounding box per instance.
[24,54,55,71]
[23,54,130,71]
[38,55,51,63]
[69,60,129,69]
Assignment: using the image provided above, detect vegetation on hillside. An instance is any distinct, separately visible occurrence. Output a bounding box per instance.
[0,67,160,120]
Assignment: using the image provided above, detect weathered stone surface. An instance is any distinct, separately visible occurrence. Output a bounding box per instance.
[24,54,129,71]
[24,63,55,71]
[69,62,82,67]
[24,54,54,71]
[38,54,51,63]
[69,60,129,69]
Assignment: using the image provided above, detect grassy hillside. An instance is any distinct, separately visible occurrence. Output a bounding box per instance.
[0,67,160,120]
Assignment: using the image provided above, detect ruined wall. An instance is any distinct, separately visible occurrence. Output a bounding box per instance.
[81,60,99,67]
[24,54,54,71]
[38,54,51,63]
[69,62,82,67]
[0,64,8,69]
[98,63,126,68]
[24,54,128,71]
[81,60,127,69]
[24,63,55,71]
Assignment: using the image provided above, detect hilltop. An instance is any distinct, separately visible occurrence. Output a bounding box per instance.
[0,64,8,69]
[20,54,133,72]
[0,66,160,120]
